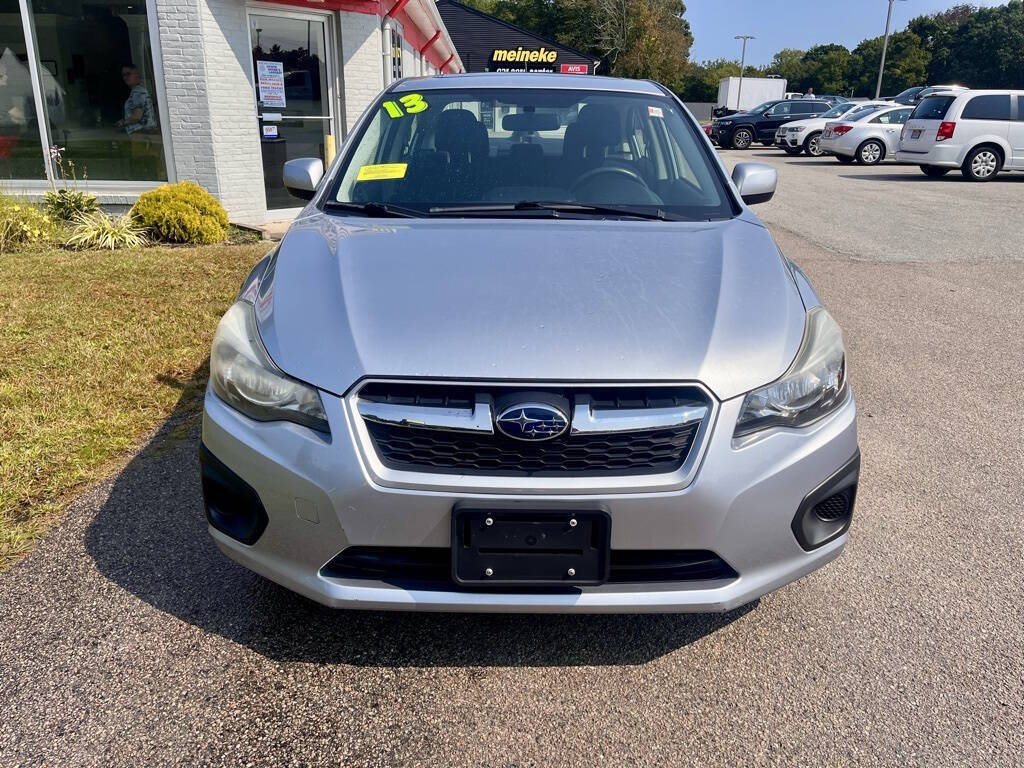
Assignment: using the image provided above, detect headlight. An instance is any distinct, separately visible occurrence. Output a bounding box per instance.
[718,120,733,125]
[734,308,847,439]
[789,126,806,133]
[210,301,330,433]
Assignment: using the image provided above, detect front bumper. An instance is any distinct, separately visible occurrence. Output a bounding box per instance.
[201,385,858,613]
[776,130,804,149]
[710,126,733,146]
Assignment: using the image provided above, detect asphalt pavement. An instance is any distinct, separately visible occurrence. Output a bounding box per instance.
[1,149,1022,767]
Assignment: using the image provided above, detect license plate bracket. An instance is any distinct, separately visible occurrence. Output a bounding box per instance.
[452,509,610,586]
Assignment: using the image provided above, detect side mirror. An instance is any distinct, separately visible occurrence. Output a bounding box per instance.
[732,163,778,206]
[283,157,324,201]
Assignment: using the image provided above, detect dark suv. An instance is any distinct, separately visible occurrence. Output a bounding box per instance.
[712,99,833,149]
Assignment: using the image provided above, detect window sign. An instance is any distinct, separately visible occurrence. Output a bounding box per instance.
[257,60,286,109]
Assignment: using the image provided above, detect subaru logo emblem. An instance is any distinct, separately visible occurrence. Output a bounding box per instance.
[495,403,569,441]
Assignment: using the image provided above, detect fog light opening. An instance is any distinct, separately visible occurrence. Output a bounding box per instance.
[791,452,860,551]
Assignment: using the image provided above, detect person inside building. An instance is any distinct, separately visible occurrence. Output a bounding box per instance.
[117,64,157,135]
[117,63,161,178]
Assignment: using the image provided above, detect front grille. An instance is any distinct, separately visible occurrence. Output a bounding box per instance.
[357,383,709,477]
[321,547,738,588]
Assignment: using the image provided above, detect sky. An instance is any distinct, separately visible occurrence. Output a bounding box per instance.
[686,0,1009,66]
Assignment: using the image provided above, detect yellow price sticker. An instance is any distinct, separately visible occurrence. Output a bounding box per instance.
[356,163,408,182]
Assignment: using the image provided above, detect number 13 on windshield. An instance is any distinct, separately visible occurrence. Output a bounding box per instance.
[382,93,429,119]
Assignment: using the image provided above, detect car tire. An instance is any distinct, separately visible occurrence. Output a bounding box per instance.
[836,155,855,164]
[731,128,753,150]
[857,140,885,165]
[920,165,951,178]
[804,132,824,157]
[783,146,802,156]
[961,146,1001,182]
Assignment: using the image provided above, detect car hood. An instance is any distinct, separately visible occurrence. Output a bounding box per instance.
[254,214,807,401]
[719,112,758,122]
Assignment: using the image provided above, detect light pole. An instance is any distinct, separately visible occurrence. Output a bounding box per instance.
[734,35,755,111]
[874,0,907,99]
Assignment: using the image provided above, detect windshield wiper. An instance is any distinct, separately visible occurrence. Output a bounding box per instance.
[323,201,424,218]
[429,201,675,221]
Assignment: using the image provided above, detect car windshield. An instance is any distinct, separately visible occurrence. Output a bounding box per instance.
[893,87,923,100]
[823,104,852,118]
[748,101,775,114]
[331,87,735,220]
[846,104,886,121]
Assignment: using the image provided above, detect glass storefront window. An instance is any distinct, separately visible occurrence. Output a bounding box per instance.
[28,0,167,181]
[0,0,45,178]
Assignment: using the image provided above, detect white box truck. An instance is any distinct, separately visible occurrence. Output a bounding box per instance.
[717,77,787,113]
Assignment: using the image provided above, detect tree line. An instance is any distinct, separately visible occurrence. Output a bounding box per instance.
[463,1,1022,100]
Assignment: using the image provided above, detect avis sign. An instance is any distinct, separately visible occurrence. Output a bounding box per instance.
[560,63,589,74]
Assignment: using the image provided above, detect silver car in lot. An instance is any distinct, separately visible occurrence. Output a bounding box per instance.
[819,104,913,164]
[775,101,894,156]
[201,74,858,613]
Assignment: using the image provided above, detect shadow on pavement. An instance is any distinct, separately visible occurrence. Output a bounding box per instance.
[838,172,1024,183]
[85,362,753,668]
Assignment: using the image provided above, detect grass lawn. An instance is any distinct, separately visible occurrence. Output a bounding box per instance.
[0,242,273,569]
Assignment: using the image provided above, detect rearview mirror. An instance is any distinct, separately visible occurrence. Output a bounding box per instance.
[732,163,777,206]
[283,157,324,201]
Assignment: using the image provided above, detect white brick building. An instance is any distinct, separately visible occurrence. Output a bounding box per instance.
[0,0,461,222]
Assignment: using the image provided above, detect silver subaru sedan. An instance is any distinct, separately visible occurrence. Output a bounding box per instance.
[201,73,858,613]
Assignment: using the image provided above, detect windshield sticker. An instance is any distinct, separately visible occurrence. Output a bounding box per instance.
[382,93,430,119]
[356,163,408,182]
[648,105,664,118]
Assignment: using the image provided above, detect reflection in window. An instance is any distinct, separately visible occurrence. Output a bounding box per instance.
[0,0,44,178]
[30,0,167,181]
[391,28,403,81]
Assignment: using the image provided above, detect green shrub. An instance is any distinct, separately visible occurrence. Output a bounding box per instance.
[0,199,55,252]
[44,188,99,221]
[132,181,228,245]
[65,211,148,250]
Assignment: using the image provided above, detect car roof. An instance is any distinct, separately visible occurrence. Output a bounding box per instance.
[390,72,665,95]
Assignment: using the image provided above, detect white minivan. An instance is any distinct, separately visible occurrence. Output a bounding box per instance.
[896,90,1024,180]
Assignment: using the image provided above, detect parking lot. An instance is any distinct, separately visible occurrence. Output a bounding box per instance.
[2,148,1023,767]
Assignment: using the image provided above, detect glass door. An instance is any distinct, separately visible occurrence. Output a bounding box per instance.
[249,10,333,210]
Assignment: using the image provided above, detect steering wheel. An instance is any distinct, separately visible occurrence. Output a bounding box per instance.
[571,165,647,191]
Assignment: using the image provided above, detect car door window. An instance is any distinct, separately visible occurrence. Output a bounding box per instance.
[961,95,1011,121]
[809,102,830,114]
[766,103,792,117]
[1016,96,1024,121]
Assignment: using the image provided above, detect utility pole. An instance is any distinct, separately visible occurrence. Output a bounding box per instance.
[874,0,907,99]
[735,35,755,111]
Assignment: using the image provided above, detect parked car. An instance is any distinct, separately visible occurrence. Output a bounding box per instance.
[711,98,834,149]
[819,104,914,164]
[897,90,1024,180]
[775,101,890,156]
[891,85,967,106]
[890,86,927,105]
[200,73,858,613]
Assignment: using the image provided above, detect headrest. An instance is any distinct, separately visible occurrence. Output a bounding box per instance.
[575,104,622,148]
[435,109,484,155]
